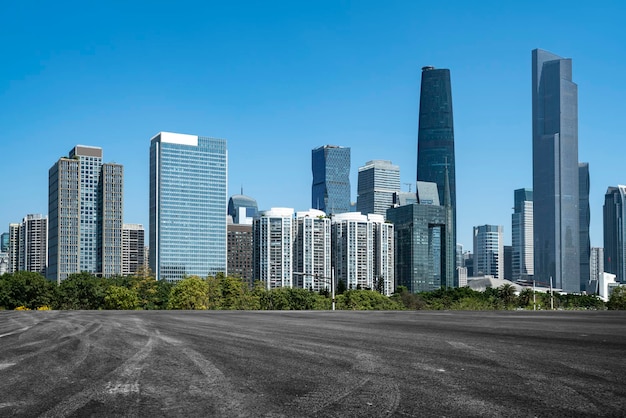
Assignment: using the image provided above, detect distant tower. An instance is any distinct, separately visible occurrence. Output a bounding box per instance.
[473,225,504,279]
[149,132,227,281]
[18,214,48,276]
[603,186,626,283]
[417,66,457,282]
[532,49,580,292]
[311,145,351,215]
[228,193,258,225]
[512,188,534,281]
[48,145,123,283]
[579,163,591,290]
[122,224,145,276]
[356,160,400,217]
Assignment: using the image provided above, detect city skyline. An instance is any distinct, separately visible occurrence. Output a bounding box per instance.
[1,1,625,252]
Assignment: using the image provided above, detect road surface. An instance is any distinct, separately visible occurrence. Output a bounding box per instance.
[1,310,625,417]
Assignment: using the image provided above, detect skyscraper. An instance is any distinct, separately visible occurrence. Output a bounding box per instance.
[416,66,456,284]
[473,225,504,279]
[0,232,9,253]
[294,209,331,292]
[579,163,590,290]
[331,212,394,294]
[149,132,227,281]
[512,188,534,281]
[8,223,19,273]
[48,145,123,283]
[122,224,145,276]
[253,207,294,289]
[228,193,258,225]
[387,181,453,293]
[19,214,48,276]
[356,160,400,217]
[227,223,254,285]
[532,49,580,292]
[603,186,626,283]
[311,145,351,215]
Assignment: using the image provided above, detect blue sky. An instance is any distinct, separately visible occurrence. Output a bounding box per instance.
[1,1,624,250]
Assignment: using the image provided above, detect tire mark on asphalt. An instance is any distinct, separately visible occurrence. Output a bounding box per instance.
[39,322,156,418]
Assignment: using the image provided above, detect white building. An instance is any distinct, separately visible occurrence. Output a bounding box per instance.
[332,212,394,295]
[598,272,621,302]
[122,224,145,276]
[473,225,504,279]
[254,208,294,290]
[294,209,331,292]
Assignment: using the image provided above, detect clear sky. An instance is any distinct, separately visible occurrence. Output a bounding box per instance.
[1,1,624,251]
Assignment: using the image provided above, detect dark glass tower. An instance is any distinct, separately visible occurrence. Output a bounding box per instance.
[532,49,580,292]
[416,66,456,283]
[603,186,626,283]
[311,145,351,215]
[579,163,590,291]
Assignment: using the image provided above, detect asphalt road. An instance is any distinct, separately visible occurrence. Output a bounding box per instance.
[1,310,625,417]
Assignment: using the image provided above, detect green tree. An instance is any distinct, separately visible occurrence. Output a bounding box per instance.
[167,276,209,309]
[607,286,626,310]
[104,285,139,310]
[336,289,403,310]
[55,272,108,309]
[0,271,55,310]
[497,284,518,309]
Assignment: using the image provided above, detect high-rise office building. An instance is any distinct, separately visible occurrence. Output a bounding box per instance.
[228,193,258,225]
[512,188,534,281]
[18,214,48,275]
[122,224,145,276]
[294,209,332,292]
[149,132,227,281]
[603,186,626,283]
[48,145,123,283]
[331,212,394,295]
[253,207,294,289]
[579,163,590,290]
[473,225,504,279]
[417,66,457,284]
[590,247,604,285]
[356,160,400,217]
[387,181,453,293]
[311,145,351,215]
[8,223,19,273]
[0,232,9,253]
[227,223,254,285]
[532,49,580,292]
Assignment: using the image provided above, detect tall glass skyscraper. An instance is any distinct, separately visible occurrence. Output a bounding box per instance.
[48,145,123,283]
[356,160,400,217]
[311,145,351,215]
[511,188,533,281]
[416,66,456,282]
[603,186,626,283]
[532,49,580,292]
[149,132,227,281]
[473,225,504,279]
[579,163,590,290]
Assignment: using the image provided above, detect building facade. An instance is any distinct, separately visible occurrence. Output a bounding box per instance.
[512,188,534,281]
[579,163,591,291]
[227,223,254,285]
[48,145,123,283]
[8,223,20,273]
[356,160,400,217]
[149,132,227,281]
[253,208,294,289]
[122,224,145,276]
[590,246,604,290]
[603,186,626,283]
[311,145,351,215]
[473,225,504,279]
[417,66,457,283]
[18,214,48,275]
[293,209,332,292]
[532,49,580,292]
[331,212,394,295]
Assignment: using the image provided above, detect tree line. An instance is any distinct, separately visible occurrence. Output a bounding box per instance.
[1,270,623,311]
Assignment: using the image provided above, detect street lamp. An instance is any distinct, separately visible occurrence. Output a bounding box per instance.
[292,270,336,311]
